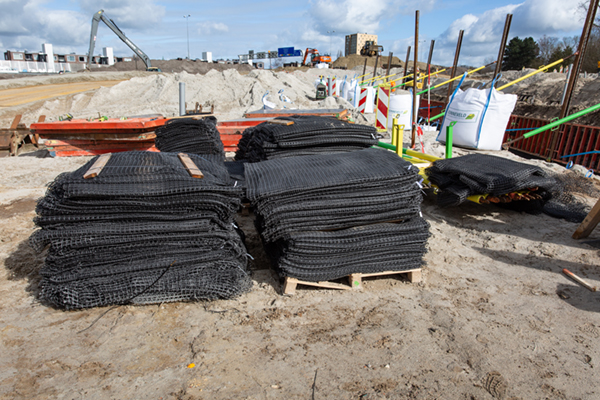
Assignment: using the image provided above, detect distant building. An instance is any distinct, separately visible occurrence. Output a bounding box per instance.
[2,44,131,73]
[202,51,213,63]
[345,33,378,56]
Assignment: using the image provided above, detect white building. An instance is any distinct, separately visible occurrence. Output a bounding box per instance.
[202,51,212,63]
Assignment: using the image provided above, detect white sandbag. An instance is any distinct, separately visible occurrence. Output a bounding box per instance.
[344,79,357,104]
[387,92,419,129]
[316,63,329,69]
[437,87,517,150]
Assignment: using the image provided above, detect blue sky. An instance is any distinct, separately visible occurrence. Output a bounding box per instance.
[0,0,584,67]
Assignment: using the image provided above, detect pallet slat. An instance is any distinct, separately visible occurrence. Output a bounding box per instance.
[283,268,422,295]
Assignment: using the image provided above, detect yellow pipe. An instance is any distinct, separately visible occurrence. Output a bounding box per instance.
[467,194,488,204]
[496,58,568,91]
[404,148,441,162]
[361,71,414,85]
[356,72,371,80]
[427,64,487,91]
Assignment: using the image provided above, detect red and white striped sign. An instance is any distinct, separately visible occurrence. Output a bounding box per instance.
[358,88,368,113]
[376,86,390,130]
[332,77,337,97]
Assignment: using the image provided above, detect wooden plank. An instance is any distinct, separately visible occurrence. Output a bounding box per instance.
[178,153,204,178]
[84,153,112,179]
[9,115,22,130]
[283,276,353,295]
[349,268,423,291]
[268,119,294,126]
[573,197,600,239]
[283,277,298,295]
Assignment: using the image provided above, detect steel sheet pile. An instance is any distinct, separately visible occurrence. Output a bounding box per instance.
[155,117,225,159]
[245,148,430,281]
[235,115,380,162]
[30,151,251,309]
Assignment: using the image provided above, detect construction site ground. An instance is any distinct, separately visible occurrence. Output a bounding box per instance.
[1,66,600,399]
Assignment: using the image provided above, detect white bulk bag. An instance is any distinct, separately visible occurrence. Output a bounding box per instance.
[387,91,419,129]
[437,84,517,150]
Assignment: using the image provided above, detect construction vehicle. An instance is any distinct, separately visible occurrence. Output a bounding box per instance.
[87,10,161,72]
[302,48,332,67]
[360,41,384,57]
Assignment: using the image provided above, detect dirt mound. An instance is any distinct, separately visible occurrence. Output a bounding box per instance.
[98,59,254,75]
[333,54,402,70]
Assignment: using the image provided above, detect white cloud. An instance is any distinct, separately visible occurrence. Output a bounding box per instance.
[307,0,435,35]
[0,0,89,53]
[79,0,165,30]
[432,0,585,67]
[197,22,229,36]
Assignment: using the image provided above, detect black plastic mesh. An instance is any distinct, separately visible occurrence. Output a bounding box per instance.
[235,115,380,162]
[155,117,225,159]
[425,154,594,222]
[31,151,251,309]
[426,154,557,207]
[245,148,430,281]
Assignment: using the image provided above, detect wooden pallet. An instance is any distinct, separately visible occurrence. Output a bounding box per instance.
[282,268,422,295]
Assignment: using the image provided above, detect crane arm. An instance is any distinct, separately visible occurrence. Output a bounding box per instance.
[87,10,152,70]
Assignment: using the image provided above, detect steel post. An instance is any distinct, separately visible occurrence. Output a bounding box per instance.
[411,10,420,148]
[547,0,599,159]
[445,30,464,109]
[493,14,512,84]
[179,82,186,116]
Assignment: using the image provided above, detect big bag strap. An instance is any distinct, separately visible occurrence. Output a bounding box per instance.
[437,72,468,141]
[475,73,501,145]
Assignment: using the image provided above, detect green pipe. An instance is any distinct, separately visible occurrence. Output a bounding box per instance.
[446,121,456,159]
[522,102,600,139]
[428,111,444,122]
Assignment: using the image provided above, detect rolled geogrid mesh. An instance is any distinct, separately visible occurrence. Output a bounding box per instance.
[425,154,592,219]
[235,115,380,162]
[155,117,225,159]
[245,148,430,281]
[31,151,251,309]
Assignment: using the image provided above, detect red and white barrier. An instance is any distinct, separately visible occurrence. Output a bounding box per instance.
[332,77,337,97]
[376,86,390,130]
[358,88,368,113]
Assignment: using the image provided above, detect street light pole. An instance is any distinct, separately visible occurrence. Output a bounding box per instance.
[184,14,191,59]
[327,30,335,56]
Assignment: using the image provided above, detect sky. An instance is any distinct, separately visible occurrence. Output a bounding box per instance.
[0,0,586,67]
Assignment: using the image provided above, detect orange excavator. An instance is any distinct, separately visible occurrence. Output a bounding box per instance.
[302,48,332,67]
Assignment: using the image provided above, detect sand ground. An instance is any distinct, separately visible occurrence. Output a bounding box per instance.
[0,69,599,400]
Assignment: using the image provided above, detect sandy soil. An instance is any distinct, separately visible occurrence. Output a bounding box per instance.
[0,70,600,399]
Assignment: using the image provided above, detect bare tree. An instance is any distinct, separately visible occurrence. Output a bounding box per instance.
[537,35,559,64]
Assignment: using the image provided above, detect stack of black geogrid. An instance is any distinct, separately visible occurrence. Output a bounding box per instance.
[30,151,251,309]
[425,154,556,207]
[245,148,430,281]
[235,115,379,162]
[155,117,225,159]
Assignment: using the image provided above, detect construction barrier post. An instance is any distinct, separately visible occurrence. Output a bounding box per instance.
[327,77,332,96]
[376,86,391,131]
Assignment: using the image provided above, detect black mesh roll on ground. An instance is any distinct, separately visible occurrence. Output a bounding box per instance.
[155,117,225,159]
[235,115,380,162]
[425,154,590,222]
[30,151,251,309]
[245,148,430,281]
